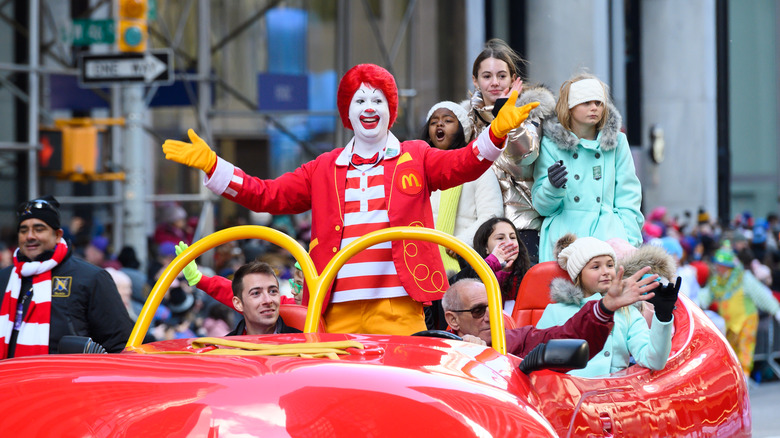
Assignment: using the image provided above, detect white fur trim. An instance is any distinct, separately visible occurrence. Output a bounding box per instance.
[204,157,235,196]
[474,128,502,162]
[568,78,605,109]
[558,237,616,281]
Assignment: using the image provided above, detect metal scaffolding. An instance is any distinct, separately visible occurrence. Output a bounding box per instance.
[0,0,424,267]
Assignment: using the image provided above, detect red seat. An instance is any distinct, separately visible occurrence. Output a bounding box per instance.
[279,304,327,332]
[502,311,517,330]
[511,261,570,327]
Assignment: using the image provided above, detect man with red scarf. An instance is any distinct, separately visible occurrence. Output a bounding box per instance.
[0,196,133,357]
[163,64,538,335]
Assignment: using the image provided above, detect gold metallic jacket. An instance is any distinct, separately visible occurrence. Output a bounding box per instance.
[466,85,556,231]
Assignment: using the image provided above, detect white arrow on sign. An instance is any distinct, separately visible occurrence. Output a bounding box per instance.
[85,53,167,83]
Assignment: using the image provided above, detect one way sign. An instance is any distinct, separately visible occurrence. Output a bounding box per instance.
[79,49,173,87]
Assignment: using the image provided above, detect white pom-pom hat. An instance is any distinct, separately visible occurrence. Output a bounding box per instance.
[557,236,617,281]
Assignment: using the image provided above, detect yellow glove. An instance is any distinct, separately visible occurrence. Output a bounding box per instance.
[162,129,217,173]
[175,242,202,287]
[490,91,541,139]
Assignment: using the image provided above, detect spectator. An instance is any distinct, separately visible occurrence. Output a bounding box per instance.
[153,203,190,246]
[700,242,780,376]
[117,245,149,315]
[422,100,503,275]
[466,38,557,264]
[201,304,234,337]
[106,267,137,320]
[532,73,643,262]
[443,276,656,358]
[84,235,121,270]
[536,234,678,377]
[162,63,538,335]
[0,195,133,357]
[0,242,12,269]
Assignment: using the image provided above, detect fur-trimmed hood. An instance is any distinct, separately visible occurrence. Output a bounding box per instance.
[542,102,623,152]
[619,245,677,282]
[517,85,556,122]
[465,84,556,135]
[549,277,586,305]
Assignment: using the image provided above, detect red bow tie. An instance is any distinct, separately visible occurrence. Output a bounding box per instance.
[351,153,380,166]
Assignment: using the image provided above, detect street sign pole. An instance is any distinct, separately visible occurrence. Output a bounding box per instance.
[122,83,148,271]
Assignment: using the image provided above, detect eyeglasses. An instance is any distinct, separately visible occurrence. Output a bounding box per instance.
[17,199,58,217]
[451,304,488,319]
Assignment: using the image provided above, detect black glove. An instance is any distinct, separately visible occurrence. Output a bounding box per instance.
[648,277,681,322]
[547,160,568,189]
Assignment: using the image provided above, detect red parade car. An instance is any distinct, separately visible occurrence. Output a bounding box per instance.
[0,226,750,437]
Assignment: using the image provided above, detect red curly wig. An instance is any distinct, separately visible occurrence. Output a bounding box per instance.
[336,64,398,130]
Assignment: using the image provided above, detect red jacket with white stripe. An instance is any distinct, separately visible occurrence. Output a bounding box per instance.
[204,131,502,309]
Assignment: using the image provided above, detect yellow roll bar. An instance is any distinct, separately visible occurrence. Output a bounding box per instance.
[126,225,506,355]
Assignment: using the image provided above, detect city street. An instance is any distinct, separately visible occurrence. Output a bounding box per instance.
[751,379,780,437]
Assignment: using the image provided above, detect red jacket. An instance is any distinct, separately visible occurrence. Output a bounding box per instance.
[506,300,613,357]
[205,132,501,309]
[197,275,296,310]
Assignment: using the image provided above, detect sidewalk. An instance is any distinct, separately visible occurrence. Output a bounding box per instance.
[750,379,780,437]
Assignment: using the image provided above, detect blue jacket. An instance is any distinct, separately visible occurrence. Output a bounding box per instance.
[532,104,644,262]
[536,278,673,377]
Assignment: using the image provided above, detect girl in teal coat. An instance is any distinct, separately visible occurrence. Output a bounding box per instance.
[536,234,675,378]
[532,74,643,262]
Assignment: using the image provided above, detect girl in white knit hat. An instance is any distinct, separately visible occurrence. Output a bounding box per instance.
[531,73,644,262]
[422,101,503,276]
[536,234,679,377]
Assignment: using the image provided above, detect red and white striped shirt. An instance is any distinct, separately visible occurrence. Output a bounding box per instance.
[331,159,406,303]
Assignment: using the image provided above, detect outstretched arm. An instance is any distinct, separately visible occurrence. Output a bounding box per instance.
[506,300,612,358]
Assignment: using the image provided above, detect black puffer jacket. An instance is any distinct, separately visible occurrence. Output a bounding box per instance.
[0,245,134,354]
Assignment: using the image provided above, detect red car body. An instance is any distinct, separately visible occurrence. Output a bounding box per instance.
[0,227,750,437]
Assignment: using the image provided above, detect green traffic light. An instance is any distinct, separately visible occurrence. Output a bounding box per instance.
[123,26,143,47]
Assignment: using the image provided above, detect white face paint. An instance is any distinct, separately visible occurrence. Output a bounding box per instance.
[348,84,390,147]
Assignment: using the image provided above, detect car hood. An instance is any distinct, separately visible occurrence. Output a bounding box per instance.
[0,333,557,437]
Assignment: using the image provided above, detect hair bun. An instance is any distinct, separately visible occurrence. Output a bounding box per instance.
[554,233,578,268]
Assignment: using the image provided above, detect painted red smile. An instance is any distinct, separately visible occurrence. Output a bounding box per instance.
[360,115,379,129]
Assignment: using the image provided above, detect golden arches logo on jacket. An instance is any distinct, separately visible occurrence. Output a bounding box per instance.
[395,169,423,195]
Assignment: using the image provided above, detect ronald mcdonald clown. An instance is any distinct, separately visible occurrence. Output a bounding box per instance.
[163,64,538,335]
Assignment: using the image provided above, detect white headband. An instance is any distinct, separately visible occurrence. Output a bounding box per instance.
[558,237,617,281]
[427,101,473,142]
[568,78,606,109]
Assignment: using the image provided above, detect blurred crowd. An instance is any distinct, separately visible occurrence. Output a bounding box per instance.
[641,206,780,382]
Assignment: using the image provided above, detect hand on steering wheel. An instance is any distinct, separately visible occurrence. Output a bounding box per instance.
[410,330,463,341]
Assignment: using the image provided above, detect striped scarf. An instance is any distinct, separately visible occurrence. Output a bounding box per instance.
[0,238,68,358]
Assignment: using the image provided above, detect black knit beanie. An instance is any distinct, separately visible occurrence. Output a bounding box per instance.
[17,195,61,231]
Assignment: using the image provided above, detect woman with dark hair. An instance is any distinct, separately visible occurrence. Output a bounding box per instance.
[450,217,532,313]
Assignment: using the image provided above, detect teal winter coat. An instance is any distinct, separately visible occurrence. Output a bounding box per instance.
[532,104,643,262]
[536,278,673,377]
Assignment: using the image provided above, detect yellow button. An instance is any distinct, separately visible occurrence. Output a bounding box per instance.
[335,225,340,231]
[332,247,338,253]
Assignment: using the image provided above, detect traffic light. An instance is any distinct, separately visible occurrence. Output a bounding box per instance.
[118,0,147,52]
